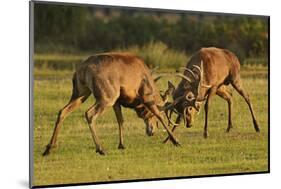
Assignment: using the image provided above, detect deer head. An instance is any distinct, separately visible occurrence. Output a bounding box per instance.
[164,61,210,127]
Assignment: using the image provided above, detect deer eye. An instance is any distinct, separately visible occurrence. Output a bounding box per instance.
[186,92,195,101]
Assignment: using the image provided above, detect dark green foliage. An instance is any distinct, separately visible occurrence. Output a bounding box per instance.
[34,3,268,62]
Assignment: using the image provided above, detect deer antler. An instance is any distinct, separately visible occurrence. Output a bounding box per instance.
[175,73,192,83]
[153,75,163,82]
[180,64,211,89]
[179,67,197,80]
[199,60,211,88]
[150,66,159,74]
[192,65,201,75]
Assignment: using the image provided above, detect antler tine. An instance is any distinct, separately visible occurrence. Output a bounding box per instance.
[200,60,204,80]
[201,84,212,88]
[150,66,159,74]
[175,73,192,83]
[199,60,212,88]
[153,75,163,82]
[162,94,186,112]
[162,103,178,127]
[163,102,175,111]
[179,67,197,80]
[192,65,201,74]
[165,111,179,126]
[153,73,170,82]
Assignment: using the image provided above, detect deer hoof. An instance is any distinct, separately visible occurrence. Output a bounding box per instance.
[96,148,106,155]
[203,132,209,138]
[226,126,232,133]
[118,144,125,150]
[174,142,181,147]
[254,122,260,133]
[42,144,51,156]
[42,149,50,156]
[171,138,181,147]
[173,141,181,147]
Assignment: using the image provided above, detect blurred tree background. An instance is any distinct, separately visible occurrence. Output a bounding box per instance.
[34,3,268,67]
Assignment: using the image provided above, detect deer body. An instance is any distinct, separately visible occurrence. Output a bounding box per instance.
[77,53,161,107]
[167,47,260,139]
[43,52,179,156]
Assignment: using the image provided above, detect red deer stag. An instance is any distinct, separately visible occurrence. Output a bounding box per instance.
[42,52,179,156]
[164,47,260,140]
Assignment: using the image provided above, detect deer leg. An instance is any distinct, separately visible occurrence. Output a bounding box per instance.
[85,102,108,155]
[42,93,90,156]
[216,86,233,133]
[232,79,260,132]
[203,87,217,138]
[146,104,180,146]
[113,103,125,149]
[163,115,182,144]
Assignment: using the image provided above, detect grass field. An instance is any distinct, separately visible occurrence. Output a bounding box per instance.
[32,65,268,186]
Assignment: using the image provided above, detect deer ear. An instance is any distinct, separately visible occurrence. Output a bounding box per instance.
[167,81,175,95]
[161,81,175,103]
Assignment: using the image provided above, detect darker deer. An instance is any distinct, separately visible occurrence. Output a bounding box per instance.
[164,47,260,140]
[42,52,179,156]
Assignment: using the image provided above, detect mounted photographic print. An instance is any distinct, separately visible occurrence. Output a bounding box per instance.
[29,0,269,188]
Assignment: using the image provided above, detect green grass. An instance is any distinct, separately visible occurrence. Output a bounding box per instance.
[32,67,268,186]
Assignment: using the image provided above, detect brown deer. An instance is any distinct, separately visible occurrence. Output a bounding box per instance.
[164,47,260,140]
[42,52,179,156]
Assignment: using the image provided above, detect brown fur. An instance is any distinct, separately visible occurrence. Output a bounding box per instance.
[43,52,179,156]
[169,47,260,139]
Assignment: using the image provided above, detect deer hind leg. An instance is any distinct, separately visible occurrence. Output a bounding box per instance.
[113,103,125,149]
[231,78,260,132]
[43,88,90,156]
[146,104,180,146]
[216,86,233,133]
[85,102,109,155]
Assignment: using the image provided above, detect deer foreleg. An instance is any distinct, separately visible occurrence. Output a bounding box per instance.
[163,115,182,144]
[203,87,217,138]
[113,103,125,149]
[146,104,180,146]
